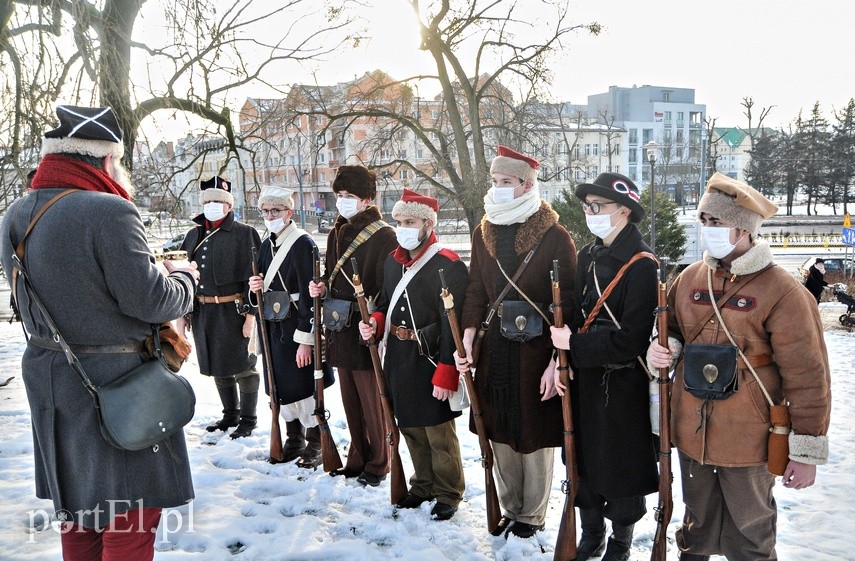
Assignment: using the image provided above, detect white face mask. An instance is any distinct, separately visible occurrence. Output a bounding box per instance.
[815,265,826,274]
[264,217,285,233]
[203,202,227,222]
[585,210,620,239]
[701,226,740,259]
[492,186,516,204]
[396,225,424,251]
[336,197,360,219]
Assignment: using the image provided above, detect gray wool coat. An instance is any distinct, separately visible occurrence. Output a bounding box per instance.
[0,188,196,528]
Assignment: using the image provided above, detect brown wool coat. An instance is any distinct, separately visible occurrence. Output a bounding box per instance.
[460,202,577,453]
[322,206,397,370]
[668,242,831,467]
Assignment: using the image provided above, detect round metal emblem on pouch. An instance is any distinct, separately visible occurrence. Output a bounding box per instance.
[703,363,719,384]
[273,302,281,313]
[515,315,527,330]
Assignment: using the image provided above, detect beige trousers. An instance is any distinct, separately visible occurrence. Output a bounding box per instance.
[492,442,554,525]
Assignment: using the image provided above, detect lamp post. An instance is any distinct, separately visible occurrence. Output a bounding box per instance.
[296,136,306,228]
[645,141,660,251]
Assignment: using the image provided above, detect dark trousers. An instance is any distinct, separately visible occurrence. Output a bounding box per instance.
[60,507,162,561]
[676,452,778,560]
[338,367,389,477]
[575,477,647,527]
[400,420,465,507]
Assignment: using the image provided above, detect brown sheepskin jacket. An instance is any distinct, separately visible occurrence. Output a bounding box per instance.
[667,240,831,467]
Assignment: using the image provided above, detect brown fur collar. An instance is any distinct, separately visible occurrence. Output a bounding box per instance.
[480,200,558,258]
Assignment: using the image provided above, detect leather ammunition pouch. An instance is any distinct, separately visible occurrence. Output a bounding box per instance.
[321,298,353,332]
[683,344,739,400]
[262,291,292,322]
[416,321,441,360]
[498,300,544,343]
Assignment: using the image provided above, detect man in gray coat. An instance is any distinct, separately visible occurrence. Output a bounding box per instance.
[0,105,198,560]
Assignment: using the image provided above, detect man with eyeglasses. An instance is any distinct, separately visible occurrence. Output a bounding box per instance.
[249,185,334,469]
[454,146,577,539]
[178,176,262,439]
[549,172,658,561]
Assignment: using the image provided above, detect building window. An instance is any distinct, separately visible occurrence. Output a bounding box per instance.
[629,166,637,181]
[629,129,638,145]
[573,145,581,160]
[416,148,424,159]
[664,111,672,123]
[574,169,582,182]
[399,170,409,180]
[677,112,685,127]
[642,129,653,144]
[317,152,325,163]
[628,150,637,164]
[614,165,620,174]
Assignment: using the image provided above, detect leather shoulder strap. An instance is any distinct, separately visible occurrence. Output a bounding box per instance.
[15,189,78,260]
[579,251,658,333]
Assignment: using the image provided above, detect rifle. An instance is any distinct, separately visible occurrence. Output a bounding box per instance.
[252,246,284,464]
[313,247,343,473]
[438,269,501,534]
[650,262,673,561]
[350,257,407,505]
[552,259,578,561]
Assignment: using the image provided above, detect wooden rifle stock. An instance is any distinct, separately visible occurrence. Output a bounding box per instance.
[551,259,578,561]
[438,269,501,534]
[350,257,407,505]
[313,248,343,473]
[650,262,673,561]
[252,246,284,464]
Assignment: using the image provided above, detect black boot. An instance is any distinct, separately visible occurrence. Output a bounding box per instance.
[576,507,607,561]
[206,384,240,432]
[282,420,306,462]
[229,391,258,439]
[678,553,710,561]
[296,426,322,469]
[601,523,634,561]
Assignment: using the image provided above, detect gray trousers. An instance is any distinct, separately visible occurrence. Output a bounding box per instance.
[400,420,465,507]
[676,451,777,561]
[492,442,554,525]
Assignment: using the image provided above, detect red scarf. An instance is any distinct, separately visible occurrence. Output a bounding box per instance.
[31,154,132,201]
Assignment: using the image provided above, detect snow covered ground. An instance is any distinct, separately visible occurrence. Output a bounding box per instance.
[0,303,852,561]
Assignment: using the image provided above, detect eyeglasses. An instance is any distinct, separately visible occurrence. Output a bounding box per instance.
[581,200,619,215]
[260,208,289,217]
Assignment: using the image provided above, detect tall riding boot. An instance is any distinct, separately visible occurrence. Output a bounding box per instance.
[296,426,322,469]
[206,384,240,432]
[576,507,607,561]
[230,391,258,439]
[282,420,306,462]
[601,523,634,561]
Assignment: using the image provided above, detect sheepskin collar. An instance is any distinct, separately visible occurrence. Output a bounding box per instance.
[480,200,558,258]
[702,238,774,277]
[334,204,384,234]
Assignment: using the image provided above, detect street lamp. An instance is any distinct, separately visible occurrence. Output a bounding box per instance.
[645,141,660,251]
[296,136,306,228]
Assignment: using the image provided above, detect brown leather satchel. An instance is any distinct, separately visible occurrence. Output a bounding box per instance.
[145,322,192,373]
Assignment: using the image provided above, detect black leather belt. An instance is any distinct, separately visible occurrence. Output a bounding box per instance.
[28,337,147,354]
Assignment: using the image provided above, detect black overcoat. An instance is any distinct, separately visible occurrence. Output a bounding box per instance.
[181,212,261,377]
[375,242,468,428]
[568,224,659,500]
[253,223,333,405]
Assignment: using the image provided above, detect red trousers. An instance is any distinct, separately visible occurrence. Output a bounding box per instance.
[60,507,162,561]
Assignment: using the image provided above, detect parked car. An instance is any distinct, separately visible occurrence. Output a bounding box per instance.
[163,231,187,252]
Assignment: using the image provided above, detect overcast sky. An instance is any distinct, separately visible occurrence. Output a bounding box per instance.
[304,0,855,130]
[136,0,855,139]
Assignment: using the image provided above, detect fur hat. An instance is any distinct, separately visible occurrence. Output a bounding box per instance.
[697,172,777,235]
[392,189,438,223]
[41,105,124,159]
[332,165,377,199]
[575,172,645,223]
[257,185,294,209]
[200,176,234,206]
[490,145,539,183]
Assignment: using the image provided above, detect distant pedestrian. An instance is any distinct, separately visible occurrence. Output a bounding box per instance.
[804,257,828,304]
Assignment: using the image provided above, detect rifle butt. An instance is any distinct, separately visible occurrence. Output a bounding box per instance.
[485,471,501,534]
[319,422,343,472]
[268,402,285,464]
[553,497,578,561]
[390,449,408,505]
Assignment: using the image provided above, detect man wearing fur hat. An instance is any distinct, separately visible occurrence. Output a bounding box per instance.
[249,185,334,468]
[177,176,262,439]
[308,165,397,485]
[549,172,658,561]
[0,105,199,559]
[647,172,831,561]
[455,146,577,539]
[358,189,469,520]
